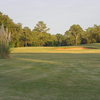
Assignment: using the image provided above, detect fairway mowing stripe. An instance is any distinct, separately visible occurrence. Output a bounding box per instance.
[47,50,100,53]
[0,66,33,74]
[16,66,68,83]
[16,58,58,64]
[0,58,69,74]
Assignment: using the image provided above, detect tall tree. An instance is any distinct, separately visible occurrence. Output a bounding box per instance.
[56,34,64,46]
[32,21,51,46]
[65,25,84,45]
[0,12,23,47]
[33,21,50,33]
[20,27,32,47]
[86,25,100,43]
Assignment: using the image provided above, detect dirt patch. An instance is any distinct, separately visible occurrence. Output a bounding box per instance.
[56,47,90,50]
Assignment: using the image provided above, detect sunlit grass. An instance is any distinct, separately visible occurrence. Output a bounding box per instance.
[16,57,58,64]
[11,46,100,54]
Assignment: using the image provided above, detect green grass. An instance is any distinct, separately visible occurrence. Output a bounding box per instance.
[11,43,100,54]
[0,44,100,100]
[80,43,100,49]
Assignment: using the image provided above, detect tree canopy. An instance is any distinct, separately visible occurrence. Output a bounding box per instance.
[0,12,100,47]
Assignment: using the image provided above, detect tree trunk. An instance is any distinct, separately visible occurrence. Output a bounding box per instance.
[75,36,78,45]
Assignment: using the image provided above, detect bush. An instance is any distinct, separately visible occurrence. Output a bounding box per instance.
[0,25,11,58]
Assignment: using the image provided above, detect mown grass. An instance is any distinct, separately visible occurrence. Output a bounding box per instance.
[0,44,100,100]
[80,43,100,49]
[12,43,100,54]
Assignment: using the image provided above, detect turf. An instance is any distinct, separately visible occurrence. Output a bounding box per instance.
[12,46,100,54]
[0,44,100,100]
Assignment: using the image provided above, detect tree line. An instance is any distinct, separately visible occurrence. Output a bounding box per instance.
[0,12,100,47]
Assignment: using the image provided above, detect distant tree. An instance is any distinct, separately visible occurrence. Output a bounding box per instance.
[65,25,84,45]
[64,31,75,45]
[0,12,100,47]
[33,21,50,33]
[32,21,51,46]
[11,23,23,47]
[20,27,32,47]
[86,25,100,43]
[56,34,64,46]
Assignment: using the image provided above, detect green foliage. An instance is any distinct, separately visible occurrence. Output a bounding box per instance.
[0,12,22,47]
[65,25,84,45]
[32,21,56,46]
[33,21,50,33]
[0,12,100,47]
[85,25,100,43]
[20,27,32,47]
[55,34,64,46]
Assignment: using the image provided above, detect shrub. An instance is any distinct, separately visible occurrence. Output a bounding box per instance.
[0,24,11,58]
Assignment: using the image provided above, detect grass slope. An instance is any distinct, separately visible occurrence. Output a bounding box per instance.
[0,44,100,100]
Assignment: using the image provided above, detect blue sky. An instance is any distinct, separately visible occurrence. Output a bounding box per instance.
[0,0,100,34]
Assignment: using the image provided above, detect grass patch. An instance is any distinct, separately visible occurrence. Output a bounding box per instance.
[0,44,100,100]
[11,44,100,54]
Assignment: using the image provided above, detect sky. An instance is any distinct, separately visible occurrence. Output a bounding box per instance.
[0,0,100,34]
